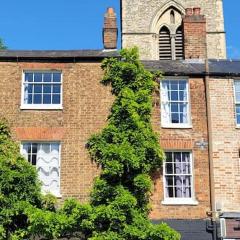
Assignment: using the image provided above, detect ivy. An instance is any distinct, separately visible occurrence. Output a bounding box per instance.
[0,48,180,240]
[86,48,180,239]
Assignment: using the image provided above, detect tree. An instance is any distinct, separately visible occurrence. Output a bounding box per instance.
[86,47,180,239]
[0,39,7,50]
[0,120,42,239]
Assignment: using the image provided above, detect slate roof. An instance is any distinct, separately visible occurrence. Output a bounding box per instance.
[0,50,240,77]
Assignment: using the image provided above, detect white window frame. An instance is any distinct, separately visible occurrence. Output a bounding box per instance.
[234,80,240,127]
[21,70,63,110]
[162,150,198,205]
[160,78,192,128]
[20,142,62,198]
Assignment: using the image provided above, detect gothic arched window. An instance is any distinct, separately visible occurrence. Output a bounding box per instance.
[158,7,184,60]
[159,26,172,60]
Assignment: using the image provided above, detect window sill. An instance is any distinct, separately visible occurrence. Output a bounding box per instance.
[161,199,199,206]
[161,124,192,129]
[20,105,63,110]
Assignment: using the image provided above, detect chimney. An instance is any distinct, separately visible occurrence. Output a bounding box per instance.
[183,7,207,59]
[103,7,118,50]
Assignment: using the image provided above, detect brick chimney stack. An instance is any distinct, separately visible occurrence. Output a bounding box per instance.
[183,7,207,59]
[103,7,118,50]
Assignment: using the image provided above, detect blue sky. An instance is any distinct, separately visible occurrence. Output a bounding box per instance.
[0,0,239,59]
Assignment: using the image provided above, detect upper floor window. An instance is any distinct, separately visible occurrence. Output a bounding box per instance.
[162,151,197,205]
[161,79,191,128]
[234,80,240,125]
[21,142,61,197]
[21,71,62,110]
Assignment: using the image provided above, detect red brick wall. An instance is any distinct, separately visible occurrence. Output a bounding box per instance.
[183,10,207,59]
[0,62,210,219]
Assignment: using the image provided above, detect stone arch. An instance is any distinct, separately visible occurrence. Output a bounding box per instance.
[150,0,185,34]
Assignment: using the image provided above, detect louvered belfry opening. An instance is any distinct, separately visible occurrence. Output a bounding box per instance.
[159,26,172,60]
[175,26,184,60]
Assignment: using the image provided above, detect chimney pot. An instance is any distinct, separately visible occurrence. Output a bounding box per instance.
[185,8,193,16]
[107,7,115,16]
[193,7,201,15]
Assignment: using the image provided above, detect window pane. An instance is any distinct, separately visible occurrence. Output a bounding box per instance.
[43,84,51,94]
[166,176,173,186]
[27,94,33,104]
[32,144,38,154]
[43,73,52,82]
[171,91,178,101]
[53,85,60,94]
[171,113,179,123]
[236,106,240,114]
[235,81,240,92]
[170,82,178,90]
[33,94,42,104]
[52,94,60,104]
[27,84,33,93]
[25,73,33,82]
[34,85,42,93]
[171,103,178,113]
[43,94,51,104]
[32,154,37,166]
[42,143,50,154]
[34,73,42,82]
[236,92,240,102]
[166,187,174,198]
[237,114,240,124]
[53,73,61,82]
[165,152,172,162]
[166,163,173,174]
[179,81,186,90]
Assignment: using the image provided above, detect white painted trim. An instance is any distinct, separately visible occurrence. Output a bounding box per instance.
[233,80,240,127]
[20,70,63,110]
[160,77,192,128]
[162,151,198,205]
[20,141,62,197]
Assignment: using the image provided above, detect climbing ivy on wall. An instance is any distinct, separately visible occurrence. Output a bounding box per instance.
[0,48,180,240]
[86,47,180,239]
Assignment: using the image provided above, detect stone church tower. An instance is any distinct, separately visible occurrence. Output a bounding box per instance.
[121,0,226,60]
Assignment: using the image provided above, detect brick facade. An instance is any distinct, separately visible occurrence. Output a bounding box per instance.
[0,60,211,220]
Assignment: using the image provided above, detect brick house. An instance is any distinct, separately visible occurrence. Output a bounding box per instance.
[0,1,239,240]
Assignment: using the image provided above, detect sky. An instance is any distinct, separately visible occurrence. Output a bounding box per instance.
[0,0,239,59]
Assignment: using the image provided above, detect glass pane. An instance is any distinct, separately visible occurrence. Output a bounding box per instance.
[33,94,42,104]
[25,73,33,82]
[51,143,59,152]
[53,73,61,82]
[32,154,37,166]
[52,94,60,104]
[43,84,51,94]
[34,73,42,82]
[237,114,240,124]
[43,94,51,104]
[179,81,186,90]
[166,163,173,174]
[171,91,178,101]
[165,152,172,162]
[27,94,33,104]
[175,185,182,198]
[43,73,52,82]
[183,187,191,198]
[179,91,185,101]
[174,162,182,174]
[171,113,179,123]
[236,106,240,114]
[23,143,31,153]
[53,85,60,94]
[34,85,42,94]
[32,144,38,154]
[182,162,191,174]
[236,92,240,102]
[42,143,50,154]
[165,176,173,186]
[182,152,190,162]
[171,103,178,113]
[167,187,174,198]
[235,81,240,92]
[28,84,33,93]
[170,82,178,90]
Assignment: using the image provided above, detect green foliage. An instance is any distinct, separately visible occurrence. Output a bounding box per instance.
[87,48,180,239]
[0,48,180,240]
[0,38,7,50]
[0,119,42,239]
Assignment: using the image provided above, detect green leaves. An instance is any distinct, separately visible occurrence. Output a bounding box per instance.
[87,48,180,239]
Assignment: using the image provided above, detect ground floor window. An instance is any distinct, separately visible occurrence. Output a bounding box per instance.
[21,142,61,196]
[163,151,195,204]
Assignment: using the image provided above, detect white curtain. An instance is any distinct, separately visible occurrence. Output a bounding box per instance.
[174,153,182,197]
[161,81,170,124]
[37,143,60,196]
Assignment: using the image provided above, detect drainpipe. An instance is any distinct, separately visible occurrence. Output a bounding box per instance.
[205,59,217,240]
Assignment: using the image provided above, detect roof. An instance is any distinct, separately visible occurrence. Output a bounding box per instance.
[0,50,240,77]
[0,50,119,61]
